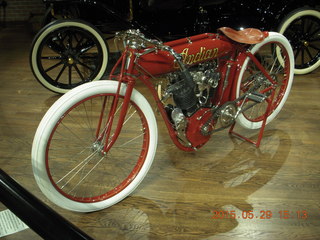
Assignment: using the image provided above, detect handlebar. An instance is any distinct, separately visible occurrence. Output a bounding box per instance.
[115,29,195,88]
[115,29,184,63]
[115,29,163,48]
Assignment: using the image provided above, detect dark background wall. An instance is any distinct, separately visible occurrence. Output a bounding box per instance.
[1,0,45,22]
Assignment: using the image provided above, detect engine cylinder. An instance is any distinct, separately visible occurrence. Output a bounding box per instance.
[171,80,197,112]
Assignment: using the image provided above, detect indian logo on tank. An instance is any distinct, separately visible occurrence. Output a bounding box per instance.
[174,47,219,67]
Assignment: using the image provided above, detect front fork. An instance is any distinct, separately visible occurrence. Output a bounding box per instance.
[96,48,136,154]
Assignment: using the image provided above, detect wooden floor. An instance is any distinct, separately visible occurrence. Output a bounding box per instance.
[0,23,320,240]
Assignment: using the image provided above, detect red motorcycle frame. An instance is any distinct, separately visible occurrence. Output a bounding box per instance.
[107,28,286,151]
[31,27,294,212]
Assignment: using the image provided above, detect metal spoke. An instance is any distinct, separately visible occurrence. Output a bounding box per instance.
[306,20,315,34]
[44,60,64,73]
[59,110,94,143]
[68,66,72,85]
[309,44,320,51]
[309,37,320,42]
[58,32,68,46]
[54,64,67,82]
[301,18,306,33]
[77,60,95,71]
[41,56,63,60]
[301,49,305,66]
[106,107,140,149]
[79,54,98,59]
[269,54,277,74]
[97,101,124,144]
[46,40,64,55]
[58,149,100,188]
[75,35,86,49]
[306,47,313,61]
[309,26,320,37]
[79,40,97,55]
[294,48,301,61]
[118,133,143,147]
[82,99,95,139]
[67,31,73,49]
[123,107,136,126]
[74,64,85,81]
[59,120,91,147]
[67,155,106,194]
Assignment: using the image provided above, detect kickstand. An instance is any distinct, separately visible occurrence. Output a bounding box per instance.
[229,90,275,148]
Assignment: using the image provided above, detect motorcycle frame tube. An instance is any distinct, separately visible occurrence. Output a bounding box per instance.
[102,48,137,153]
[138,54,246,151]
[107,34,265,151]
[230,40,282,101]
[108,47,198,151]
[94,52,132,141]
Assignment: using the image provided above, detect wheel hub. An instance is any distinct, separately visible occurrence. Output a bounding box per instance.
[67,57,74,65]
[63,49,78,66]
[92,141,106,156]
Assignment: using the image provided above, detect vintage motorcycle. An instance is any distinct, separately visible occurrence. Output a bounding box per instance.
[31,26,294,212]
[29,0,319,93]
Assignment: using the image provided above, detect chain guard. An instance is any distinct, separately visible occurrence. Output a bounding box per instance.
[185,108,214,148]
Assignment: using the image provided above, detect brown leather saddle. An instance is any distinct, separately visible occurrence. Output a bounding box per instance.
[218,27,267,44]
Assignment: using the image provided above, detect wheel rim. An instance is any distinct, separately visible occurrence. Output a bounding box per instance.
[239,41,290,123]
[37,26,104,90]
[45,94,150,203]
[283,15,320,70]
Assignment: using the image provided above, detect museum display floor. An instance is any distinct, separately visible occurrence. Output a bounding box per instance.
[0,24,319,240]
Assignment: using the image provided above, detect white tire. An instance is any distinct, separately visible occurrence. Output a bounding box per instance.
[32,81,158,212]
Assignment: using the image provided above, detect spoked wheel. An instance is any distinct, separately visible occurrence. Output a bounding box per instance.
[32,81,157,212]
[30,20,109,94]
[278,8,320,75]
[236,32,294,129]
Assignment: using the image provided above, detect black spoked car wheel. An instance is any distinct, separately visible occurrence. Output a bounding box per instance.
[278,8,320,75]
[30,20,109,94]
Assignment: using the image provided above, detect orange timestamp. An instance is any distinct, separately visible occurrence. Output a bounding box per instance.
[211,210,308,220]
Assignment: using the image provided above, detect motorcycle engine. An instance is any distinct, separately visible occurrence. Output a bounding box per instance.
[163,60,220,148]
[166,61,219,109]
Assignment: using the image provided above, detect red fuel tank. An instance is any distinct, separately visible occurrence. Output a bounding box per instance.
[136,33,234,76]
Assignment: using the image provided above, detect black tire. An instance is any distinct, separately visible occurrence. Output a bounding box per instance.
[30,19,109,94]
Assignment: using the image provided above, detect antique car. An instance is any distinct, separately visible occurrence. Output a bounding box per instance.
[30,0,320,93]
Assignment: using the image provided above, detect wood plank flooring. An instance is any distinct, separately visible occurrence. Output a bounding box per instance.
[0,24,320,240]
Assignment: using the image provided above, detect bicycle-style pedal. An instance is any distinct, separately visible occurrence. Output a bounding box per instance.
[247,92,267,103]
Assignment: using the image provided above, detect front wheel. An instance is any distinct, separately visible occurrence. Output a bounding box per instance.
[30,20,109,94]
[32,81,158,212]
[236,32,294,129]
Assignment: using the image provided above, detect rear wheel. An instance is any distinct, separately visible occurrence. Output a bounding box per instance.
[32,81,158,212]
[30,20,109,94]
[236,32,294,129]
